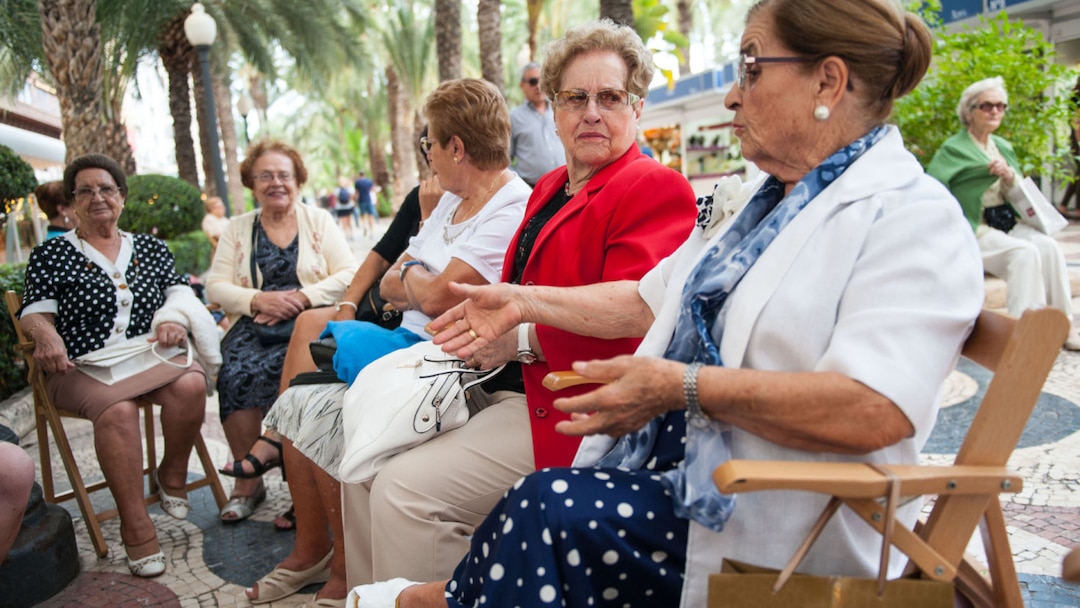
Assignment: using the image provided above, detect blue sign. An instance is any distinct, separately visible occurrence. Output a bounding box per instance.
[938,0,984,23]
[646,63,737,107]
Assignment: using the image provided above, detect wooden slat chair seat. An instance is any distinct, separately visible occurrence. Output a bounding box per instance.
[5,290,227,557]
[711,308,1069,607]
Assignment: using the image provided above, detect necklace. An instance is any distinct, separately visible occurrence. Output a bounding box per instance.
[443,170,507,245]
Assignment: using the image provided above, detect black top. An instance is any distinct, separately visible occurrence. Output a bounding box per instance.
[483,186,572,394]
[372,185,422,264]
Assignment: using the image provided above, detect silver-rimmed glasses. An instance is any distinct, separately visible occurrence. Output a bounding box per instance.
[72,186,120,201]
[419,136,434,155]
[552,89,640,112]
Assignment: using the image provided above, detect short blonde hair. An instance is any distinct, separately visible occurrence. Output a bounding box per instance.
[424,78,511,171]
[203,196,224,212]
[957,77,1007,127]
[540,19,653,102]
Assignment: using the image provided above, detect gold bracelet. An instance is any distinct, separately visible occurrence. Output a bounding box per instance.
[26,320,53,341]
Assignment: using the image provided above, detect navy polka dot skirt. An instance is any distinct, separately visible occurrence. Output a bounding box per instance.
[445,411,690,607]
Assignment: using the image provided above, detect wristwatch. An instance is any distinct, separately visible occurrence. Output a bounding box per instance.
[516,323,537,365]
[399,260,427,283]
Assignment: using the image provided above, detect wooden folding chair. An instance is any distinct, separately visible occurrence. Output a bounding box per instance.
[5,290,227,558]
[711,308,1069,607]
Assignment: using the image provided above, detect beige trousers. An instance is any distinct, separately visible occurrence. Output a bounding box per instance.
[342,389,533,586]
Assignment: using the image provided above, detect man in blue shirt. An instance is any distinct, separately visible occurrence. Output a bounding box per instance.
[354,172,377,236]
[509,63,564,188]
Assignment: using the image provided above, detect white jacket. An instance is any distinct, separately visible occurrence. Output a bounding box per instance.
[574,126,985,607]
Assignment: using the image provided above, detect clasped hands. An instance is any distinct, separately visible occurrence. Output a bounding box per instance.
[254,289,308,325]
[427,282,684,438]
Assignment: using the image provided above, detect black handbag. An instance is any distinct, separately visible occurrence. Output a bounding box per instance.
[250,217,298,347]
[309,336,337,372]
[356,284,403,329]
[984,203,1017,233]
[253,319,296,346]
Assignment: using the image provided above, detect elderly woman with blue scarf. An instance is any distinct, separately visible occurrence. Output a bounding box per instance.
[351,1,986,607]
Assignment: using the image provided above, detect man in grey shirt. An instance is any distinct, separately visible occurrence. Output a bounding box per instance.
[509,63,564,188]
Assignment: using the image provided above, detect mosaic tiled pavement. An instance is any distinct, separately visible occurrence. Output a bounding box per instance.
[6,223,1080,606]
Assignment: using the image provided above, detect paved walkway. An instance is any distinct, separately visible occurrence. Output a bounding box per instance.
[8,219,1080,606]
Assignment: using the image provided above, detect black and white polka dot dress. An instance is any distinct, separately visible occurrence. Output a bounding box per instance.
[216,223,301,420]
[21,232,186,359]
[444,411,690,607]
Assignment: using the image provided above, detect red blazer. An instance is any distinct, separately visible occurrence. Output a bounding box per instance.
[504,144,697,469]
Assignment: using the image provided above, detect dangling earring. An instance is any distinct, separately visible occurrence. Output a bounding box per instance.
[814,105,830,121]
[63,213,69,225]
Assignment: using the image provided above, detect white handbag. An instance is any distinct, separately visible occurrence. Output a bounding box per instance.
[1008,176,1068,235]
[74,333,191,385]
[338,340,504,484]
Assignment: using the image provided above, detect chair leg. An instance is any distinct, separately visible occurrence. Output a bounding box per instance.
[193,433,228,509]
[980,499,1024,608]
[42,399,110,558]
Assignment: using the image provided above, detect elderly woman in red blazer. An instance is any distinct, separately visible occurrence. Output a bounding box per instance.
[341,19,698,589]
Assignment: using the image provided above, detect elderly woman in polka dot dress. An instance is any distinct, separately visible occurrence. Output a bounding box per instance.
[18,154,212,579]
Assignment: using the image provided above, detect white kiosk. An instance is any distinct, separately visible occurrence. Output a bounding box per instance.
[640,63,752,197]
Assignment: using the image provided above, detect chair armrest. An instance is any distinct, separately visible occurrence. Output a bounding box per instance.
[542,371,612,392]
[714,460,1023,499]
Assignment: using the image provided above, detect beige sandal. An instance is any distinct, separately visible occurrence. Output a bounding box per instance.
[247,550,333,604]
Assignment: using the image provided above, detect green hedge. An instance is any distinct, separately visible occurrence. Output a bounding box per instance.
[0,263,27,401]
[120,174,204,239]
[167,230,214,277]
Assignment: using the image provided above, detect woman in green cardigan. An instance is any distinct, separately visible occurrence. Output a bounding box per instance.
[927,76,1080,350]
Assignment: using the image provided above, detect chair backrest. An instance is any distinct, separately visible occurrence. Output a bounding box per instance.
[921,307,1069,573]
[4,291,34,371]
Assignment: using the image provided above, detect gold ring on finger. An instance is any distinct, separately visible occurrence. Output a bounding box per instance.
[468,329,479,340]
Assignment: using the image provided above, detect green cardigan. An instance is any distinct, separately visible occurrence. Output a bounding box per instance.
[926,129,1020,232]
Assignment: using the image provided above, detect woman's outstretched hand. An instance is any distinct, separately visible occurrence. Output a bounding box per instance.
[427,282,524,358]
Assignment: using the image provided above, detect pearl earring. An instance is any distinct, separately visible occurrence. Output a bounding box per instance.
[814,105,830,121]
[453,157,460,164]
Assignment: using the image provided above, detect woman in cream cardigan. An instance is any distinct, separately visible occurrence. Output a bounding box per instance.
[206,140,357,522]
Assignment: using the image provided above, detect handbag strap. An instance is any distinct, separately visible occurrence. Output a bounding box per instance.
[250,213,261,289]
[770,463,900,597]
[152,342,193,369]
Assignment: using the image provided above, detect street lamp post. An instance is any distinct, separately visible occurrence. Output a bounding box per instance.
[237,93,253,146]
[184,2,230,216]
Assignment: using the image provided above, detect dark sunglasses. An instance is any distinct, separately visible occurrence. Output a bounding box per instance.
[523,77,540,87]
[973,102,1008,113]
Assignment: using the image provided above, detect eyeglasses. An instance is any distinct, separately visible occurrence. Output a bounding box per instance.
[254,171,294,184]
[523,77,540,87]
[73,186,120,201]
[553,89,640,112]
[736,54,822,89]
[419,136,434,155]
[973,102,1008,113]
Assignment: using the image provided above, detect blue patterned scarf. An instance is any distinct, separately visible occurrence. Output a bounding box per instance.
[596,125,888,532]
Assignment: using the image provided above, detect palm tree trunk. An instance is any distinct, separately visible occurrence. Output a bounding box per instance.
[158,14,199,187]
[477,0,503,94]
[599,0,634,28]
[37,0,109,163]
[526,0,543,62]
[677,0,692,77]
[435,0,462,82]
[104,100,136,174]
[387,66,417,204]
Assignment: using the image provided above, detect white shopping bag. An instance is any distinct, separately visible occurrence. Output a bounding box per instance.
[74,333,190,385]
[1008,177,1068,235]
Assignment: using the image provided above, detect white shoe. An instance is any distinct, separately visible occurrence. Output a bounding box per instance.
[1065,328,1080,351]
[346,578,418,608]
[126,548,166,578]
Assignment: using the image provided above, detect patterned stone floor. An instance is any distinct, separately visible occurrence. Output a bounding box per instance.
[9,221,1080,606]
